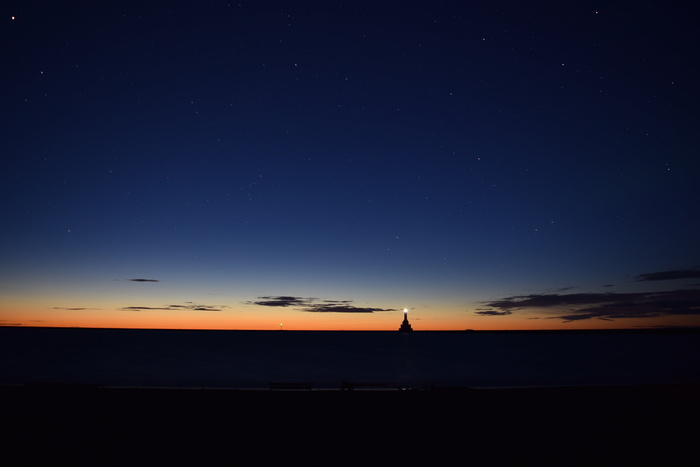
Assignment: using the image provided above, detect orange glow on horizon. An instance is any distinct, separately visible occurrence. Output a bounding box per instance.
[3,299,699,331]
[2,306,694,331]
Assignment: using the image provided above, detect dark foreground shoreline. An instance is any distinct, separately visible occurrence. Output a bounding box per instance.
[2,382,698,465]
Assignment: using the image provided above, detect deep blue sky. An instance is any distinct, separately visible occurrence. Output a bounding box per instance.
[2,1,699,330]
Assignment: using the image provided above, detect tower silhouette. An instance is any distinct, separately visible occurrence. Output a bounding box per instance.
[398,308,413,332]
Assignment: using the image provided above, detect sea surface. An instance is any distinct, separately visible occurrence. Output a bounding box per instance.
[1,327,698,389]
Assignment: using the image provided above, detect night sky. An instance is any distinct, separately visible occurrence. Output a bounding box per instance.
[2,1,699,330]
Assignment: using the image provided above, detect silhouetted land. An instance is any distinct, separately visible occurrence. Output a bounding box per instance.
[2,383,697,466]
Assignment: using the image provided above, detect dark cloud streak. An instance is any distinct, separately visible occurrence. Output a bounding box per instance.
[122,303,225,312]
[303,305,395,313]
[251,296,313,307]
[249,296,395,313]
[635,269,700,282]
[474,310,513,316]
[479,289,700,322]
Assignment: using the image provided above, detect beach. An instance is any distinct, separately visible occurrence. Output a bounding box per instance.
[2,382,698,465]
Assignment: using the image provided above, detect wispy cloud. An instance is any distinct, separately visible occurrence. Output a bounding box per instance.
[0,320,25,326]
[121,302,226,312]
[52,307,100,311]
[165,303,225,312]
[474,309,512,316]
[248,296,396,313]
[478,288,700,322]
[128,278,160,282]
[251,296,313,307]
[635,268,700,282]
[304,304,395,313]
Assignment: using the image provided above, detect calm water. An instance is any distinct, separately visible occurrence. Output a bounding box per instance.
[1,327,698,389]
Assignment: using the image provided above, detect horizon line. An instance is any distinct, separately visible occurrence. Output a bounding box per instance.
[2,325,699,333]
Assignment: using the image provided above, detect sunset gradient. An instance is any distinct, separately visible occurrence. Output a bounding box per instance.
[2,1,699,331]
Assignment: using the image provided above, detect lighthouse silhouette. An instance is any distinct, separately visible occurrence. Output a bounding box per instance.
[398,308,413,332]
